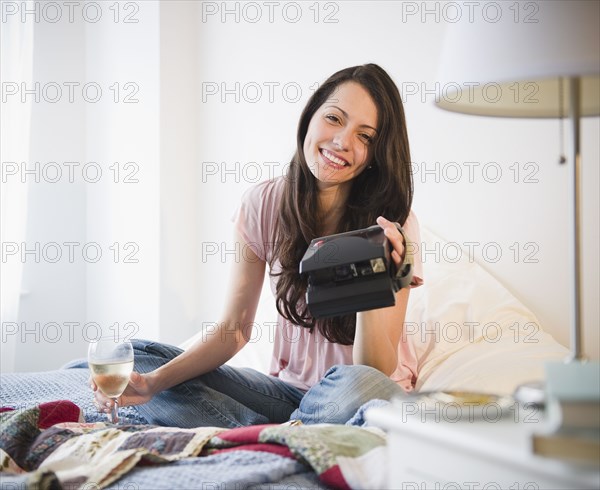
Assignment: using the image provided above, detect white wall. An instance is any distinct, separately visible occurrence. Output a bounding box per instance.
[11,14,87,372]
[158,1,200,346]
[6,1,163,370]
[5,1,598,373]
[84,1,161,346]
[192,0,599,361]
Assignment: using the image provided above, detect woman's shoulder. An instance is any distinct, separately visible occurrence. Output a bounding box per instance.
[233,177,287,261]
[241,176,286,207]
[237,176,287,235]
[402,209,421,248]
[403,209,420,230]
[402,209,424,287]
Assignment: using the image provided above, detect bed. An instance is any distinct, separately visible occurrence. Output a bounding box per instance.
[0,228,569,489]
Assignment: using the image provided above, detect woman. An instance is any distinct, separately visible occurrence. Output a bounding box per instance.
[92,63,424,428]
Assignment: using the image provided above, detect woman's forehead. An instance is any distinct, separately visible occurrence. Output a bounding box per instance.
[322,82,378,128]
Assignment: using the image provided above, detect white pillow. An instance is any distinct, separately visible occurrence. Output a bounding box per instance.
[406,227,568,395]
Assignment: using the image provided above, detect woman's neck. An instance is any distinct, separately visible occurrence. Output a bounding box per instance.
[317,182,351,236]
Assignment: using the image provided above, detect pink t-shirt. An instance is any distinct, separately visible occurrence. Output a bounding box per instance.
[232,177,424,392]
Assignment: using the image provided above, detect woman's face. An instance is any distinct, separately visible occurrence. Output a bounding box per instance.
[303,81,378,190]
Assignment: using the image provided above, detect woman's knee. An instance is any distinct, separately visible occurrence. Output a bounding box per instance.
[323,363,388,384]
[132,339,181,356]
[323,364,403,401]
[132,339,183,372]
[292,364,402,424]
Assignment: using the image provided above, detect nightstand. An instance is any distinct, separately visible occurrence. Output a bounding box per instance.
[366,400,599,490]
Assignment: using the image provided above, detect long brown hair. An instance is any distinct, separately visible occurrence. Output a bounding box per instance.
[269,64,413,345]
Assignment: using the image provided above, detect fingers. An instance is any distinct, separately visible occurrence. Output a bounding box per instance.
[93,392,123,413]
[89,378,108,412]
[90,371,145,414]
[377,216,405,265]
[93,389,111,411]
[90,378,113,412]
[94,398,114,413]
[376,216,398,235]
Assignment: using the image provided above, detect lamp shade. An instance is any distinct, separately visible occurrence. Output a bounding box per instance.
[436,0,600,117]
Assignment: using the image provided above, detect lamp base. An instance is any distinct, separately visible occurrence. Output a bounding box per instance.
[542,360,600,433]
[514,361,600,414]
[545,360,600,400]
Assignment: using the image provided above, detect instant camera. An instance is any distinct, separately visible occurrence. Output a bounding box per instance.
[299,223,413,318]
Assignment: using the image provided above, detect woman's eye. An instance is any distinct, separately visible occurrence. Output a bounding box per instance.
[325,114,341,124]
[359,133,373,144]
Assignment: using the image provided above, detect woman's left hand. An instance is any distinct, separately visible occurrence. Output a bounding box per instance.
[376,216,405,267]
[355,216,410,374]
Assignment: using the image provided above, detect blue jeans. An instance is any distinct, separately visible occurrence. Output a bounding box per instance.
[116,339,404,428]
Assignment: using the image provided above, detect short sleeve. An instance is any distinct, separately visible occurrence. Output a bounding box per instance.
[230,178,282,263]
[402,211,424,288]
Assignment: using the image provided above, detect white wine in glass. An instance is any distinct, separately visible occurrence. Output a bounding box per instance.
[88,337,134,424]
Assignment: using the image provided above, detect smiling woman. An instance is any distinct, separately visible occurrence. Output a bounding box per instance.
[90,63,423,429]
[273,64,417,348]
[304,82,379,186]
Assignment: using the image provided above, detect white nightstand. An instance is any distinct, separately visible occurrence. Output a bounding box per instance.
[366,400,599,490]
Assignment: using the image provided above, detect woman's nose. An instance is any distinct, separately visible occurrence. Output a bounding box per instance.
[333,128,351,150]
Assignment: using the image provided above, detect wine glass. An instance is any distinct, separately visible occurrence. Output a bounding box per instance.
[88,337,134,424]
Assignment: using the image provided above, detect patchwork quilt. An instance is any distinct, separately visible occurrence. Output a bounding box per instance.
[0,399,388,490]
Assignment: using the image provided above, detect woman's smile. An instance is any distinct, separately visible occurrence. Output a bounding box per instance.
[320,148,349,169]
[303,81,378,190]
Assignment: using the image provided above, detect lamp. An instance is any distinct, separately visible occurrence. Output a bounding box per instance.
[434,0,599,401]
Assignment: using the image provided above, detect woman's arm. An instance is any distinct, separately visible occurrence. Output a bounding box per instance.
[353,216,410,376]
[354,287,409,376]
[93,230,266,407]
[147,232,266,392]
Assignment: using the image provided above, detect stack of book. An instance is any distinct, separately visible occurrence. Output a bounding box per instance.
[532,361,600,465]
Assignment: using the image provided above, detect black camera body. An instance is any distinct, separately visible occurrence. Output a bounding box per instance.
[299,224,413,318]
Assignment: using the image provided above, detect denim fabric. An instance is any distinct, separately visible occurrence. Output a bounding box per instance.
[123,339,405,428]
[289,364,404,425]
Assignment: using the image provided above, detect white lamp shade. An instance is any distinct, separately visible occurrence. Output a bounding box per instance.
[436,0,600,117]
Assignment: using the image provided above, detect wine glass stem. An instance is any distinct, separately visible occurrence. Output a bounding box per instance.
[111,398,119,424]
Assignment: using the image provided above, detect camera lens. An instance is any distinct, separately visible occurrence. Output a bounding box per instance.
[334,264,357,281]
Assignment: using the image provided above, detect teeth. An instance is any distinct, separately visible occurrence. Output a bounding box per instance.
[322,149,348,166]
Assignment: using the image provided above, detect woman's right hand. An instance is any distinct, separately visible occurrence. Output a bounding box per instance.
[90,371,155,414]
